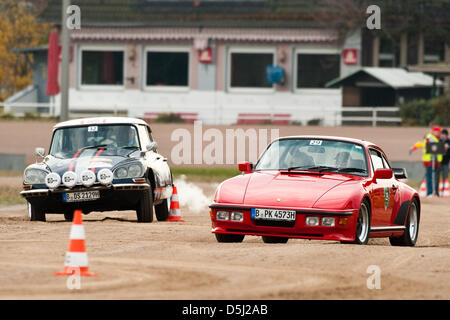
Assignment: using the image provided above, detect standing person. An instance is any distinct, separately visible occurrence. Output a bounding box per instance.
[441,129,450,185]
[410,126,443,196]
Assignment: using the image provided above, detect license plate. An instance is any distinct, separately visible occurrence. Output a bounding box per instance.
[63,191,100,202]
[251,208,296,221]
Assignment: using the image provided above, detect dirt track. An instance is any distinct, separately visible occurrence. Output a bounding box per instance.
[0,181,449,300]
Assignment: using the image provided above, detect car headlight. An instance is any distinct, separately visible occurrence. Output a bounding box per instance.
[80,170,96,187]
[114,163,144,179]
[97,168,113,185]
[128,164,143,178]
[115,167,128,179]
[62,171,78,188]
[24,169,48,185]
[45,172,61,189]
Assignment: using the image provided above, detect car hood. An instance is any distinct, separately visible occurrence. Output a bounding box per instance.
[218,171,355,208]
[43,149,138,176]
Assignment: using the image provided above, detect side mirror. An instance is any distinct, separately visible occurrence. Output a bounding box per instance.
[146,141,158,152]
[393,168,408,180]
[35,147,45,158]
[373,168,393,181]
[238,161,253,172]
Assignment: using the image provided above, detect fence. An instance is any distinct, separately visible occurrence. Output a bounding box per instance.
[1,102,402,127]
[341,107,401,127]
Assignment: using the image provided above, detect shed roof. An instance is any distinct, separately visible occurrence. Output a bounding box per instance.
[327,67,443,89]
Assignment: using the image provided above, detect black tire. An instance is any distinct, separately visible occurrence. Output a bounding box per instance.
[28,202,45,222]
[215,233,245,243]
[342,200,371,245]
[64,210,74,222]
[136,189,154,223]
[262,236,289,244]
[389,199,419,247]
[155,199,170,221]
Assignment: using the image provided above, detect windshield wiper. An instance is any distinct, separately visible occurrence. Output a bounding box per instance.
[120,146,139,149]
[80,144,107,151]
[287,165,338,172]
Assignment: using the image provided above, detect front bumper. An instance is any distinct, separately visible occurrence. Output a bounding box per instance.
[21,183,150,214]
[210,204,358,242]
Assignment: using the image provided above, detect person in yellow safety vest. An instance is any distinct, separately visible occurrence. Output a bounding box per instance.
[410,126,443,196]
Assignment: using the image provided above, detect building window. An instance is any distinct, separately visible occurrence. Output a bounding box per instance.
[296,54,340,88]
[229,51,274,89]
[146,50,189,87]
[81,50,124,85]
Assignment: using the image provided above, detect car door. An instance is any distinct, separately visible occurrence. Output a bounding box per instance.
[380,152,401,225]
[369,149,394,226]
[138,125,172,188]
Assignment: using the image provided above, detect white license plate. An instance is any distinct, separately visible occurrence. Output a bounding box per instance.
[63,191,100,202]
[251,208,296,221]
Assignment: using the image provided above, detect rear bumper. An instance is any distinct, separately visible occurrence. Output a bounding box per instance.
[20,183,150,214]
[210,204,358,242]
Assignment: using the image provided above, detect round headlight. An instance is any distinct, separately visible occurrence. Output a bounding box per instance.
[45,172,61,189]
[115,167,128,179]
[128,164,143,178]
[98,168,113,185]
[62,171,77,188]
[24,169,47,185]
[80,170,96,187]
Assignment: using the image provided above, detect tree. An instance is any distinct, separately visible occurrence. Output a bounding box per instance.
[0,0,51,101]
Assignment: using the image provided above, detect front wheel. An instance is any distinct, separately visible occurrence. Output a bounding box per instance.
[389,199,419,246]
[344,200,370,245]
[155,199,169,221]
[136,189,154,223]
[215,233,244,243]
[28,202,45,222]
[262,236,289,244]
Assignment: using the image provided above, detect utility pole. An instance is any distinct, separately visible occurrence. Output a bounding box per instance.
[60,0,70,121]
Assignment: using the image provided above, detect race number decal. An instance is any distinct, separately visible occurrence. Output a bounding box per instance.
[88,126,98,132]
[309,140,322,146]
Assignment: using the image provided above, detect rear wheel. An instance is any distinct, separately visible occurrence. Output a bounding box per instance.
[262,236,289,244]
[136,189,154,223]
[28,202,45,222]
[215,233,245,243]
[155,199,170,221]
[389,199,419,246]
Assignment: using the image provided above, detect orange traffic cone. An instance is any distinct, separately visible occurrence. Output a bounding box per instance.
[167,185,184,222]
[443,178,450,198]
[418,179,427,198]
[55,210,97,277]
[438,178,444,196]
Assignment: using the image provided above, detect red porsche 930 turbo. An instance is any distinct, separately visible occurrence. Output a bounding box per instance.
[210,136,420,246]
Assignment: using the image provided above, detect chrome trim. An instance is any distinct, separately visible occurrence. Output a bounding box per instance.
[370,226,406,232]
[20,183,150,197]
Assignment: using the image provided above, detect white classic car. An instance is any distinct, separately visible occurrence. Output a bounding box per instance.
[21,117,173,222]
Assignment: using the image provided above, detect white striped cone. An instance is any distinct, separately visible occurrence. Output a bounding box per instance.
[55,210,97,276]
[418,179,427,198]
[439,178,444,196]
[443,178,450,198]
[168,185,184,222]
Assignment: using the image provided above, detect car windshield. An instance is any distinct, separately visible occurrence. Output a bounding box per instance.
[254,138,368,176]
[49,124,140,158]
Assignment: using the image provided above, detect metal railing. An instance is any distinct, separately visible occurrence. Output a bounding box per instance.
[341,107,401,127]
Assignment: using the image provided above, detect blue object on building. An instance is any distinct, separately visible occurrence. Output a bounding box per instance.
[266,65,285,85]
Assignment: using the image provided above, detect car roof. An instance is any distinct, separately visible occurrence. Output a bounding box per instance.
[275,135,378,148]
[54,117,149,129]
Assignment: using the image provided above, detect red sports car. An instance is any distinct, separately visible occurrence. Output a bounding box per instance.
[210,136,420,246]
